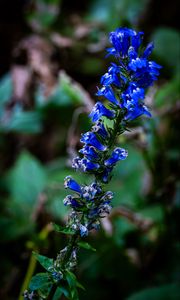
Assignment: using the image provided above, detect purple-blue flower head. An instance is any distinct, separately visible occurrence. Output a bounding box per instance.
[97,86,120,106]
[108,28,143,58]
[79,145,99,160]
[104,147,128,167]
[92,120,109,139]
[72,156,100,172]
[89,102,115,123]
[64,176,82,194]
[80,132,107,151]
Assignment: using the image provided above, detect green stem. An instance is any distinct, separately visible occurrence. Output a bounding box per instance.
[47,111,124,300]
[18,251,37,300]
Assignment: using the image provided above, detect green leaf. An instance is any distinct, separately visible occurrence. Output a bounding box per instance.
[77,241,96,252]
[53,286,70,299]
[65,270,79,300]
[1,110,43,133]
[127,283,180,300]
[152,27,180,75]
[0,73,13,107]
[33,252,53,271]
[52,223,75,235]
[35,71,88,107]
[6,151,47,209]
[29,272,52,291]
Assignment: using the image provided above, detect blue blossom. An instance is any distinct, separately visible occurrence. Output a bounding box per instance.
[104,147,128,167]
[100,63,122,87]
[142,42,154,58]
[81,182,102,201]
[101,166,113,183]
[89,102,115,123]
[97,86,120,106]
[64,176,82,194]
[92,120,109,139]
[72,156,100,172]
[80,132,107,151]
[79,224,88,237]
[63,195,82,208]
[124,104,151,121]
[108,28,143,57]
[79,145,99,160]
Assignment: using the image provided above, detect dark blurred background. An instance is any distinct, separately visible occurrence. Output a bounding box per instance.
[0,0,180,299]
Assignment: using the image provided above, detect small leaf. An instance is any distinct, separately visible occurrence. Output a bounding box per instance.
[65,270,79,300]
[29,273,52,291]
[33,252,53,271]
[77,241,96,252]
[52,223,75,235]
[54,286,70,299]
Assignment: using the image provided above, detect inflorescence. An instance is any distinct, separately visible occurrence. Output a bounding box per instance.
[63,27,161,242]
[25,27,161,300]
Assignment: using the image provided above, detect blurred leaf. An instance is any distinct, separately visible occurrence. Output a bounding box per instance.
[1,110,43,133]
[35,71,89,107]
[155,75,180,107]
[65,270,79,300]
[78,241,96,252]
[0,151,47,241]
[6,151,47,208]
[127,283,180,300]
[110,144,146,209]
[52,223,75,235]
[86,0,148,30]
[152,28,180,75]
[139,205,164,223]
[0,73,13,108]
[26,0,61,32]
[29,272,52,291]
[33,252,53,271]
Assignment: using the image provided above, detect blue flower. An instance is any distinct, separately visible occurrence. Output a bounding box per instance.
[100,63,122,87]
[128,58,147,72]
[92,120,109,139]
[79,224,88,237]
[121,83,145,112]
[89,102,115,123]
[104,147,128,167]
[82,182,102,201]
[109,28,143,57]
[79,145,99,160]
[124,104,151,121]
[72,157,100,172]
[97,86,120,106]
[80,132,107,151]
[64,176,82,194]
[101,166,113,183]
[142,42,154,58]
[63,195,82,208]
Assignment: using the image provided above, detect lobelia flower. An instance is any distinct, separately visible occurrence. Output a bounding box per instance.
[92,120,109,139]
[26,27,162,299]
[104,147,128,167]
[80,131,107,151]
[89,102,115,122]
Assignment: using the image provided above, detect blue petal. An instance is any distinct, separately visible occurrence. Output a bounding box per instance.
[97,86,120,106]
[89,102,115,123]
[80,132,107,151]
[92,120,109,139]
[79,145,99,159]
[104,147,128,166]
[142,42,154,58]
[64,176,82,194]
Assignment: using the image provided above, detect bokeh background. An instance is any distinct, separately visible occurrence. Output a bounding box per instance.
[0,0,180,299]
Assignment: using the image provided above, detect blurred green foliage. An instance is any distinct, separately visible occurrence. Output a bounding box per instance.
[0,0,180,299]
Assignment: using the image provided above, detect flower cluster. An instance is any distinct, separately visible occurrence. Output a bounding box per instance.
[62,27,161,239]
[25,28,161,300]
